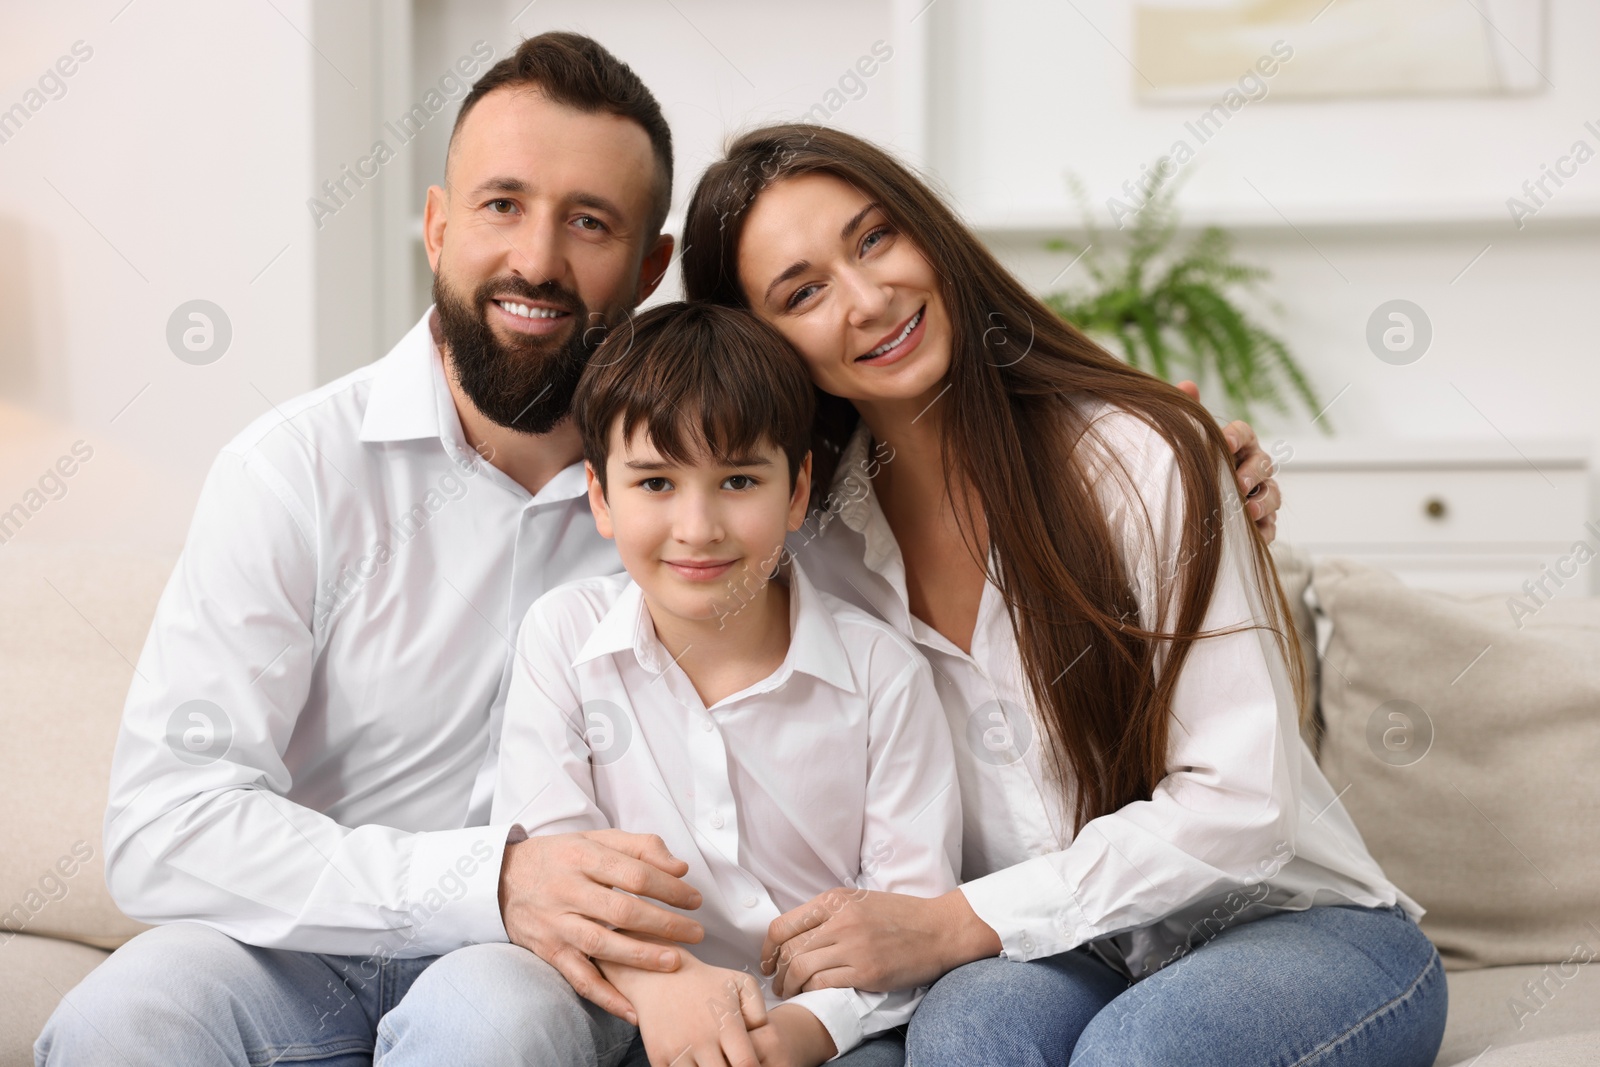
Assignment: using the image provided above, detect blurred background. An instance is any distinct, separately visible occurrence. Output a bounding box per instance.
[1,0,1595,594]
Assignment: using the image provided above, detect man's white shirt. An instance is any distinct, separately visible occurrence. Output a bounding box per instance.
[104,309,620,957]
[491,557,961,1056]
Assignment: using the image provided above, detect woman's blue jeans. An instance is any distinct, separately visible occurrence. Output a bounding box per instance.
[906,903,1447,1067]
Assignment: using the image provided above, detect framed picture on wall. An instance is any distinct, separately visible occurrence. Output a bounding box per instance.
[1133,0,1549,103]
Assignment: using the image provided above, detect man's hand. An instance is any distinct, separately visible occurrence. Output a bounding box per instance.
[748,1005,836,1067]
[1175,380,1281,543]
[498,828,706,1022]
[761,888,999,999]
[613,953,768,1067]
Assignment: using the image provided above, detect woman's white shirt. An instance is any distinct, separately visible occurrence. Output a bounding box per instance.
[788,401,1422,980]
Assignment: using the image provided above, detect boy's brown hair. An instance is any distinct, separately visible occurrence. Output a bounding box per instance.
[575,302,815,495]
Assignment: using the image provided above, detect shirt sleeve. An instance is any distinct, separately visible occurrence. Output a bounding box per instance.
[959,412,1305,963]
[103,448,512,958]
[786,648,963,1058]
[490,595,610,836]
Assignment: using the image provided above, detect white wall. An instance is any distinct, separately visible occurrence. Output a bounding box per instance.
[0,0,319,549]
[935,0,1599,516]
[3,0,1595,553]
[406,0,926,308]
[929,0,1600,226]
[399,0,1599,457]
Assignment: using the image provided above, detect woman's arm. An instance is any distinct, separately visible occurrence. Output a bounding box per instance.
[763,886,998,997]
[768,411,1300,991]
[966,414,1302,963]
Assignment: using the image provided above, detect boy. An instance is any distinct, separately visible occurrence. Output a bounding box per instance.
[491,302,961,1066]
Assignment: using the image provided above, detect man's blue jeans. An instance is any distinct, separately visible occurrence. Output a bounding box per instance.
[34,922,635,1065]
[905,903,1448,1067]
[34,921,905,1065]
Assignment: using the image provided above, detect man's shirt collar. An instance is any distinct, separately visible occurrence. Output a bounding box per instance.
[358,309,446,444]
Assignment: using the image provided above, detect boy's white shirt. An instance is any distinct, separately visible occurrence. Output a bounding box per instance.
[491,555,962,1057]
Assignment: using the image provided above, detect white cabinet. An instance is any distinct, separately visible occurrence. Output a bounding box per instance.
[1273,440,1595,598]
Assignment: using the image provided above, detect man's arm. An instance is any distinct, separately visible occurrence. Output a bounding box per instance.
[104,449,507,957]
[496,828,707,1021]
[107,448,703,974]
[1175,380,1282,542]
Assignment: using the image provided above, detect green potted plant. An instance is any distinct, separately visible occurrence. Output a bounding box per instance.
[1045,169,1327,430]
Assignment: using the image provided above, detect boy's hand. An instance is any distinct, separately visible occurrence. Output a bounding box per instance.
[748,1005,836,1067]
[623,954,768,1067]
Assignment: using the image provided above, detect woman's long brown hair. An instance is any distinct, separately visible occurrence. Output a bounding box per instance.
[681,124,1309,836]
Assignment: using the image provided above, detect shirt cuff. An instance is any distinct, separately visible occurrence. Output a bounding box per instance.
[959,856,1088,963]
[404,824,514,954]
[783,988,867,1060]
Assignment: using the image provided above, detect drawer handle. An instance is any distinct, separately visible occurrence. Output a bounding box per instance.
[1423,497,1448,520]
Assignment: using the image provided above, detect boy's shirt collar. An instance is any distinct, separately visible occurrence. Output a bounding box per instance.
[571,555,857,696]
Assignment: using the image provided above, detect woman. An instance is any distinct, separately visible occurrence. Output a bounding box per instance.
[679,125,1447,1065]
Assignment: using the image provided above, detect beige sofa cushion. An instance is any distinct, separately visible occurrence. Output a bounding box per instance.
[1447,1034,1600,1067]
[0,545,173,950]
[1435,964,1600,1066]
[0,934,110,1067]
[1310,557,1600,971]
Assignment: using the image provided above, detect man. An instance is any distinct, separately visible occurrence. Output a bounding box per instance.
[36,31,1283,1066]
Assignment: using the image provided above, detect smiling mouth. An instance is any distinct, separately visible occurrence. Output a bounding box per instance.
[664,559,739,582]
[494,299,570,320]
[858,307,924,361]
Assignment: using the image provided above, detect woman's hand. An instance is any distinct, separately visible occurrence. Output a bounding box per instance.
[760,888,1000,998]
[1176,380,1282,543]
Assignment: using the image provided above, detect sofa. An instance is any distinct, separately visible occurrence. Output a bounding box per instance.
[2,541,1597,1065]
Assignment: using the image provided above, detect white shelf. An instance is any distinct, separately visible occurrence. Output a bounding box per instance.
[1274,437,1590,471]
[1272,439,1594,598]
[968,200,1600,239]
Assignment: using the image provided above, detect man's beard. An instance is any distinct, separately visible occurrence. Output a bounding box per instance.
[433,270,619,435]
